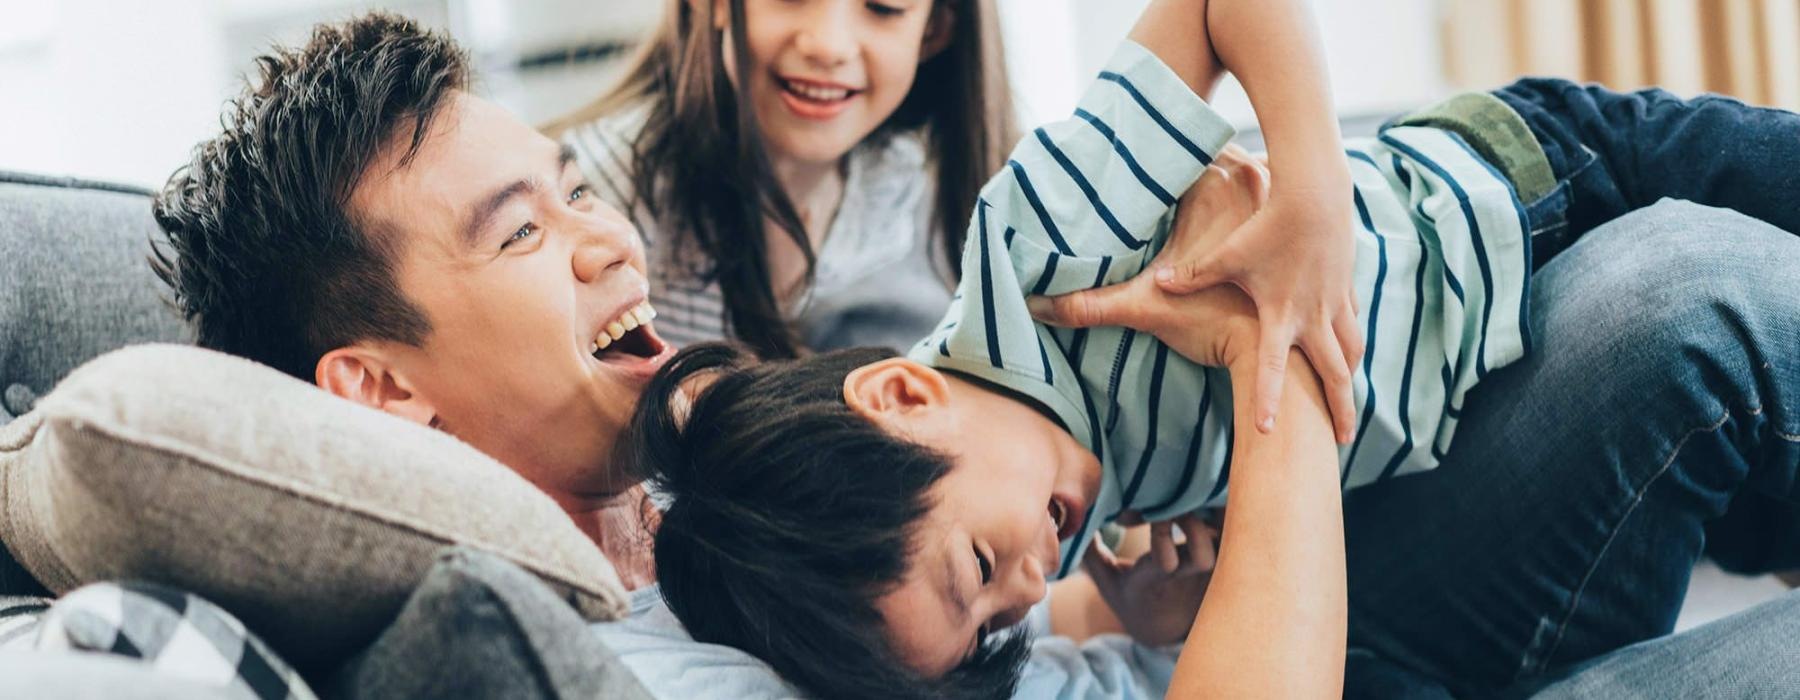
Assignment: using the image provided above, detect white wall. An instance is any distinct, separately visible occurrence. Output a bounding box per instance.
[1,0,1451,185]
[998,0,1449,129]
[0,0,227,187]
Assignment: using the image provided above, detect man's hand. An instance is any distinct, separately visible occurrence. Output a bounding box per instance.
[1027,147,1266,372]
[1153,149,1361,442]
[1082,512,1220,647]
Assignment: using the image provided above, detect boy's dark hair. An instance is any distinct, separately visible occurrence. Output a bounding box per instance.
[151,12,467,379]
[632,343,1030,699]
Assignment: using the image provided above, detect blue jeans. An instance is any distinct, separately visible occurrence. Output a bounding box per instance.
[1343,80,1800,698]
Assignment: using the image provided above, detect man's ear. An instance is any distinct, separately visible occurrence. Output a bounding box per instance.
[920,2,957,63]
[316,346,438,427]
[842,358,951,430]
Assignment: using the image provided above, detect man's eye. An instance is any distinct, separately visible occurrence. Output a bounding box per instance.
[502,223,536,249]
[974,546,992,585]
[866,2,904,18]
[569,184,590,203]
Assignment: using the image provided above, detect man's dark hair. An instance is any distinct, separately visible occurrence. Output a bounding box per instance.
[151,12,468,379]
[631,343,1030,699]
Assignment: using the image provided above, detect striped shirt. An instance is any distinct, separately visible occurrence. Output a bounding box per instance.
[908,41,1534,579]
[561,106,956,352]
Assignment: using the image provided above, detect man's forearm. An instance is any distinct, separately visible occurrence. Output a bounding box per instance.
[1168,350,1346,698]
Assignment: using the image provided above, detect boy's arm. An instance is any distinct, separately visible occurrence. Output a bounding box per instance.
[1130,0,1362,444]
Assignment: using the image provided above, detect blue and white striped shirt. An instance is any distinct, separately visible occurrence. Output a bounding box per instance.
[908,41,1534,579]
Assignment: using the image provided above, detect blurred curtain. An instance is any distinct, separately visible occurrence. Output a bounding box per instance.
[1442,0,1800,109]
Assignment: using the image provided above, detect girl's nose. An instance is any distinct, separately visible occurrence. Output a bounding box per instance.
[793,5,854,67]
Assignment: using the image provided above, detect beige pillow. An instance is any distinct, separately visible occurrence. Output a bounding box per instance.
[0,344,629,669]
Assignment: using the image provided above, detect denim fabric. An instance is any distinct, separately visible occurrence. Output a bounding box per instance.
[1490,78,1800,264]
[1341,200,1800,698]
[1524,589,1800,699]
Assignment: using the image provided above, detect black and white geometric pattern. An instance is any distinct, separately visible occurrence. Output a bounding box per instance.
[0,594,49,650]
[31,582,317,700]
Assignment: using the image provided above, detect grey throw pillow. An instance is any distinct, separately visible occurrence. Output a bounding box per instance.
[327,547,653,699]
[0,344,629,671]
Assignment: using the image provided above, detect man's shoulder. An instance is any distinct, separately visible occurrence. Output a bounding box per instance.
[592,586,807,698]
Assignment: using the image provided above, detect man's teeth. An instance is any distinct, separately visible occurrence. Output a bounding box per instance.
[787,80,850,102]
[594,302,658,352]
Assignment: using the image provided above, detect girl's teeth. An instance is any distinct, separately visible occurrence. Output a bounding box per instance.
[788,81,849,102]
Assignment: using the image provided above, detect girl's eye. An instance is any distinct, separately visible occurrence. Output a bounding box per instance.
[974,545,993,585]
[502,223,536,249]
[866,2,904,18]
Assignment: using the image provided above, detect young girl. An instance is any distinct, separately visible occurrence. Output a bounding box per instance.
[548,0,1017,358]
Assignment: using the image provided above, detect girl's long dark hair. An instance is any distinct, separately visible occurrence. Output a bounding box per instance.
[547,0,1016,359]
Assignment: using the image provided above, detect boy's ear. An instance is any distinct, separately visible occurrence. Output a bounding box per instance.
[920,2,957,62]
[316,345,439,427]
[843,358,951,427]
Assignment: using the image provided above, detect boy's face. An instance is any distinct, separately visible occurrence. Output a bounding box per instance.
[343,92,674,502]
[731,0,943,166]
[851,362,1103,677]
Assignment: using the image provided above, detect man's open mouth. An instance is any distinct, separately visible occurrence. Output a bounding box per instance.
[591,301,666,364]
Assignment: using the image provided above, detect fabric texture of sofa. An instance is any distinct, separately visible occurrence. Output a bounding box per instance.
[0,169,650,698]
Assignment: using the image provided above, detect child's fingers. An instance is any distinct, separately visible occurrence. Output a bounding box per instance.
[1151,520,1179,574]
[1254,318,1293,434]
[1083,539,1123,577]
[1177,516,1218,574]
[1301,325,1357,443]
[1027,279,1149,330]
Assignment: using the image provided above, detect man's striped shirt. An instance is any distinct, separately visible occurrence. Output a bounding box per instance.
[907,41,1534,579]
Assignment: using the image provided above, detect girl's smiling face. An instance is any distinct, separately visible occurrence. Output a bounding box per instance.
[729,0,948,166]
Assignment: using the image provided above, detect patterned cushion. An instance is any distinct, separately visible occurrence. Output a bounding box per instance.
[34,582,314,700]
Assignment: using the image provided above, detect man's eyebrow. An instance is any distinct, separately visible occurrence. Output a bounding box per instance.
[459,146,581,249]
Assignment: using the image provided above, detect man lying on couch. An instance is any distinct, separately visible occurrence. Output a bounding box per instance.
[148,10,1800,699]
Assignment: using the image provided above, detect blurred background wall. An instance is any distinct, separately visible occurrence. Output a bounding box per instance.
[0,0,1794,187]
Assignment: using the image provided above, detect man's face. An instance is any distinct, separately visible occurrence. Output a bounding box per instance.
[348,92,674,503]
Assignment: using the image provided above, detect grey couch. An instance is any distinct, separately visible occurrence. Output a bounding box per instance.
[0,170,651,698]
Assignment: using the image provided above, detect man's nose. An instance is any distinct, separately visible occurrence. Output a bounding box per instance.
[793,3,855,67]
[570,217,636,284]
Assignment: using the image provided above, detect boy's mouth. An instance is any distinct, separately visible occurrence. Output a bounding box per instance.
[775,75,860,120]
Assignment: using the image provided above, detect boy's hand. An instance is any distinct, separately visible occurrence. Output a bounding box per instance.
[1156,164,1362,442]
[1083,512,1219,647]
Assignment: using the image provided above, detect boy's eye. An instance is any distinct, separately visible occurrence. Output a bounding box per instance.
[502,223,536,249]
[866,2,904,17]
[974,545,992,585]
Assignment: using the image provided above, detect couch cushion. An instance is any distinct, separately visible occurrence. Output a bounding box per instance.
[0,171,192,424]
[326,548,652,699]
[0,344,630,671]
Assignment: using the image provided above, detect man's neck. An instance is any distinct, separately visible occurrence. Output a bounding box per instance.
[560,484,660,590]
